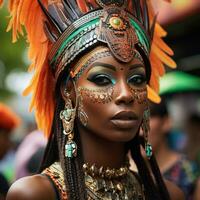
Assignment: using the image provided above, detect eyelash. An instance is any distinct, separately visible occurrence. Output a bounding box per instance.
[88,73,146,87]
[87,74,115,86]
[127,74,146,86]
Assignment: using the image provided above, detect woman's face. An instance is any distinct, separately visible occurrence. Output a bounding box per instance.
[72,47,148,142]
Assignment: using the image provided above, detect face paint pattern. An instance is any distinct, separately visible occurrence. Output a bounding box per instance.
[74,51,112,81]
[129,87,147,105]
[78,86,114,104]
[77,91,89,127]
[79,86,146,105]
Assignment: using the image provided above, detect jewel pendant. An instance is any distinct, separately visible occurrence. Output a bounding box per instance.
[65,141,77,158]
[145,143,152,159]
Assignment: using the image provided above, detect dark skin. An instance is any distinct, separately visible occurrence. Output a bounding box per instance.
[6,47,184,200]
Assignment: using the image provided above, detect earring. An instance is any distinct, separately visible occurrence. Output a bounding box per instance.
[77,88,88,127]
[141,108,152,159]
[60,91,77,158]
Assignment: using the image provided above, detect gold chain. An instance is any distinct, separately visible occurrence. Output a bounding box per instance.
[83,162,145,200]
[85,171,145,200]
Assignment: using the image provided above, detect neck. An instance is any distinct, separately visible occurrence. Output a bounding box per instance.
[78,125,126,169]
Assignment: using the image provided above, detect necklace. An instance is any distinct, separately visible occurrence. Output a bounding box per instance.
[83,163,145,200]
[83,162,129,179]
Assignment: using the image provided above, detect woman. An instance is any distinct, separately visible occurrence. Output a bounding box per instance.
[2,0,183,199]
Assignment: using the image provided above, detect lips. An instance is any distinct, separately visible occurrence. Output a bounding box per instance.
[111,111,139,129]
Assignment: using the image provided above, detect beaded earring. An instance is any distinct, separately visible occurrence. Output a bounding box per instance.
[141,108,153,159]
[60,89,77,158]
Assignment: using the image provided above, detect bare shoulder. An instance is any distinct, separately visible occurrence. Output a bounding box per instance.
[6,174,56,200]
[165,180,185,200]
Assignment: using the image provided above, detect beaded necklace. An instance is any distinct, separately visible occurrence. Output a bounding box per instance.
[42,162,145,200]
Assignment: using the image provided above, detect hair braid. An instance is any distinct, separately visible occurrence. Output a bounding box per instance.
[55,75,86,200]
[137,136,170,200]
[128,135,162,200]
[149,155,171,200]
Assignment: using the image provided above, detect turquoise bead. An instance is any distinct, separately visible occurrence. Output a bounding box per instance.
[145,143,152,159]
[65,143,73,158]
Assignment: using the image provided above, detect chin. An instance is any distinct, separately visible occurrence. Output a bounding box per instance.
[108,129,138,142]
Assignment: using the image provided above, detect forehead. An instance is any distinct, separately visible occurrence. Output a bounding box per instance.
[71,46,145,77]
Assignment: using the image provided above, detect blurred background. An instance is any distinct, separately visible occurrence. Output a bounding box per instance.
[0,0,200,199]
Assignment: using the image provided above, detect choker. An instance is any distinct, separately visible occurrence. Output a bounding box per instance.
[83,162,129,179]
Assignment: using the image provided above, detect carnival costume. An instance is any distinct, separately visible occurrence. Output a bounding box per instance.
[1,0,176,199]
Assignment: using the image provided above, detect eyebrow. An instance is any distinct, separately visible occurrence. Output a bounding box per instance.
[90,62,116,71]
[129,64,145,71]
[89,62,144,71]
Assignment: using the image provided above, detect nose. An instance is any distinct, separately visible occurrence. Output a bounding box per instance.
[114,80,134,105]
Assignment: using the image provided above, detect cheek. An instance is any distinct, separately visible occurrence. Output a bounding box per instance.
[79,86,114,123]
[129,87,148,105]
[84,100,107,124]
[79,86,114,104]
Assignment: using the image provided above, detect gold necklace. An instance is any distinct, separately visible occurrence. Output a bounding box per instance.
[83,162,129,179]
[83,163,145,200]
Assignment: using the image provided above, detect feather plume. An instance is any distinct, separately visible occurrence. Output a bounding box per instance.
[145,0,176,103]
[151,55,165,76]
[154,34,174,55]
[5,0,55,137]
[151,43,176,68]
[147,85,161,103]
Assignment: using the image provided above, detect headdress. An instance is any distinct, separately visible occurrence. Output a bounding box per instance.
[0,103,21,131]
[1,0,176,137]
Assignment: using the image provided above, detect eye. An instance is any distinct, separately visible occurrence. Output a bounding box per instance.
[128,74,146,86]
[87,74,115,86]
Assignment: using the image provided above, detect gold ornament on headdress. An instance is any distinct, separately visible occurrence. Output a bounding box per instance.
[0,0,176,138]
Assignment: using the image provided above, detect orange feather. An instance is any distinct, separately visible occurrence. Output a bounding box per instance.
[151,43,176,68]
[150,54,165,76]
[154,34,174,56]
[147,85,161,103]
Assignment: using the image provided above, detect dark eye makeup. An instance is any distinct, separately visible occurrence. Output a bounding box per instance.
[87,73,116,86]
[127,74,147,86]
[86,64,146,87]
